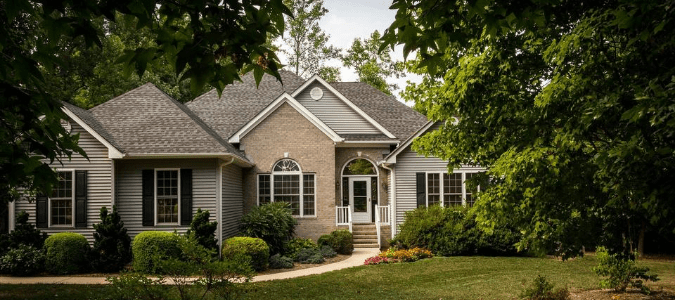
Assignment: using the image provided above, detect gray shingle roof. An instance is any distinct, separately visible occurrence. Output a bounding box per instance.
[61,101,124,151]
[187,71,429,142]
[88,83,247,160]
[341,134,399,142]
[186,70,306,140]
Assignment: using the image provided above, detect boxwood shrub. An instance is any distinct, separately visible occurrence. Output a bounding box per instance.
[132,231,182,274]
[269,254,294,269]
[222,237,269,272]
[44,232,90,274]
[318,230,353,255]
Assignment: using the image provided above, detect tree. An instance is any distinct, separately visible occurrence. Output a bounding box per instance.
[382,0,675,258]
[318,66,341,82]
[342,30,405,95]
[279,0,340,78]
[0,1,290,204]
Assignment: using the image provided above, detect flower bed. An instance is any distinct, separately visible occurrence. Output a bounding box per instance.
[364,247,434,265]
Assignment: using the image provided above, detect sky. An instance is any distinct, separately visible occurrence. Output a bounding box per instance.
[277,0,422,104]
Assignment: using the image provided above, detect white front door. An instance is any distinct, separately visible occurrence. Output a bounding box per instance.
[349,177,371,223]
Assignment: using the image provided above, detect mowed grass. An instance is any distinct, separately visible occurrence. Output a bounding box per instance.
[0,255,672,300]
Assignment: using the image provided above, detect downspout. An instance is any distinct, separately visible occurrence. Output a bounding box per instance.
[217,156,236,258]
[379,162,396,240]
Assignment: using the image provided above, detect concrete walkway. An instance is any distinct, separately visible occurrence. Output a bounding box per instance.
[0,248,380,285]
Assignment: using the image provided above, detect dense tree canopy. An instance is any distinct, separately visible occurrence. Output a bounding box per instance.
[342,31,404,95]
[383,0,675,257]
[1,0,289,203]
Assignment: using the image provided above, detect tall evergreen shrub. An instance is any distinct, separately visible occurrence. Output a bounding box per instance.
[240,202,296,254]
[186,208,218,251]
[90,206,132,272]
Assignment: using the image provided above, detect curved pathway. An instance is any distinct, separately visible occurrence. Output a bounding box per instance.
[0,248,380,285]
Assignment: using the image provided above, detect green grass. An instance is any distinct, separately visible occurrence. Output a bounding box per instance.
[0,256,672,300]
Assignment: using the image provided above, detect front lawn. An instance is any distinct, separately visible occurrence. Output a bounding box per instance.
[0,255,672,300]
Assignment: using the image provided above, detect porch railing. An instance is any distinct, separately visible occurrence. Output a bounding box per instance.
[375,204,391,249]
[336,205,352,232]
[378,205,390,225]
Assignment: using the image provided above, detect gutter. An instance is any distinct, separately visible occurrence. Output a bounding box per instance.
[217,157,236,258]
[378,161,396,240]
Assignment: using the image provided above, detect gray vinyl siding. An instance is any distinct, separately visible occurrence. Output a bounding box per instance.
[14,120,113,243]
[295,82,381,135]
[393,124,483,231]
[115,159,218,239]
[221,164,243,240]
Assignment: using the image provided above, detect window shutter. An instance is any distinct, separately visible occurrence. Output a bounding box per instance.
[36,194,48,228]
[142,169,154,226]
[180,169,192,226]
[75,170,88,228]
[416,173,426,208]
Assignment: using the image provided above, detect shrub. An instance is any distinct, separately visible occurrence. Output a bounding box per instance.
[89,206,132,273]
[44,232,90,274]
[364,256,397,265]
[222,237,269,271]
[0,244,44,276]
[318,230,354,255]
[520,275,570,300]
[0,211,47,256]
[295,247,324,264]
[284,237,318,259]
[132,231,182,274]
[240,202,296,255]
[269,254,294,269]
[593,247,659,293]
[320,245,337,258]
[393,205,519,256]
[186,208,218,251]
[378,247,433,263]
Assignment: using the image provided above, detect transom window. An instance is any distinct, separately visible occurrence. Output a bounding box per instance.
[50,171,74,226]
[258,159,315,217]
[156,169,179,224]
[427,172,481,207]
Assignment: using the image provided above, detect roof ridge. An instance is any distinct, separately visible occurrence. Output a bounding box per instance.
[89,82,155,112]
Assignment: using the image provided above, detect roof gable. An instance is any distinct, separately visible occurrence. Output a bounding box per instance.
[228,93,343,143]
[383,120,436,164]
[61,102,124,158]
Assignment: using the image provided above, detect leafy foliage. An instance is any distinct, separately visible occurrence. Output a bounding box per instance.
[319,245,337,258]
[186,208,218,252]
[593,247,659,294]
[44,232,90,274]
[90,206,131,273]
[295,247,324,264]
[222,237,270,272]
[317,230,353,255]
[278,0,340,78]
[269,253,294,269]
[0,211,47,257]
[392,205,520,256]
[342,30,404,95]
[520,275,570,300]
[283,237,318,260]
[381,0,675,257]
[0,244,44,276]
[0,0,290,206]
[131,231,182,274]
[240,202,296,255]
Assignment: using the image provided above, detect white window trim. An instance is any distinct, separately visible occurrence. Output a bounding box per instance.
[339,158,381,208]
[256,159,316,217]
[49,169,75,228]
[154,168,181,226]
[425,171,481,207]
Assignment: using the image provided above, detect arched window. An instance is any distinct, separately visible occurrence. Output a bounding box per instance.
[342,158,377,175]
[340,158,379,223]
[257,159,315,217]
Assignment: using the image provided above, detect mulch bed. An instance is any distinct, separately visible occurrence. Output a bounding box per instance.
[571,288,675,300]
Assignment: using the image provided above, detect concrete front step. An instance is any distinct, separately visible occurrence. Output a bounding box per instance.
[354,238,378,244]
[354,243,379,248]
[353,234,377,239]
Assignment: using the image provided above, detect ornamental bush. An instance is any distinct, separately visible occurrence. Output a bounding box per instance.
[0,211,47,257]
[222,237,269,271]
[520,275,570,300]
[269,254,294,269]
[44,232,90,274]
[320,245,337,258]
[186,208,218,251]
[295,247,324,264]
[240,202,296,255]
[318,230,353,255]
[0,244,44,276]
[89,206,132,273]
[593,247,659,293]
[132,231,182,274]
[284,237,318,260]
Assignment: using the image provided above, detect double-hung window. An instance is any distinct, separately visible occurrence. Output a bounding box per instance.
[50,170,74,226]
[156,169,179,224]
[257,159,316,217]
[426,171,481,207]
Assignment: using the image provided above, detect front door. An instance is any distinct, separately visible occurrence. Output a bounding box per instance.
[349,178,371,223]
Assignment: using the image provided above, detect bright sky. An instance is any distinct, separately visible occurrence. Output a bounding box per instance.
[277,0,422,105]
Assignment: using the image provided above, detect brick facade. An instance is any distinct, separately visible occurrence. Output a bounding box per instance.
[335,147,390,208]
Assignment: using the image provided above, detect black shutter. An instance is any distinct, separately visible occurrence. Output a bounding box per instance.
[36,194,48,228]
[180,169,192,226]
[142,169,154,226]
[416,172,426,208]
[75,170,88,228]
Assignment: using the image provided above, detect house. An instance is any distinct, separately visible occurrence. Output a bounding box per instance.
[7,71,484,248]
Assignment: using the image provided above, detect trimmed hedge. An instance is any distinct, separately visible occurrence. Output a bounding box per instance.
[132,231,182,274]
[318,230,353,255]
[44,232,90,274]
[222,237,269,272]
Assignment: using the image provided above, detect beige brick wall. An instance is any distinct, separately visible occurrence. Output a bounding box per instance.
[335,147,390,207]
[240,103,337,241]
